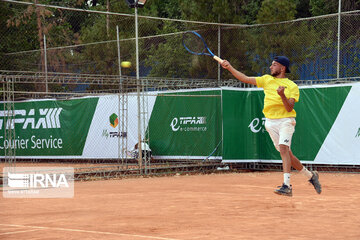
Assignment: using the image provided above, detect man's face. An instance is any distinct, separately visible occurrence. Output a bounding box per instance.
[270,61,284,77]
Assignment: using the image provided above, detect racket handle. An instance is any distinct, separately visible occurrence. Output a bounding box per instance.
[213,55,224,64]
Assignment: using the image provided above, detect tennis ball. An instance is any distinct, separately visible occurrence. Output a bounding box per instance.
[121,61,132,68]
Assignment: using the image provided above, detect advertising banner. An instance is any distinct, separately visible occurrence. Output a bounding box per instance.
[0,98,98,157]
[148,90,222,159]
[81,94,157,158]
[2,83,359,164]
[313,84,360,164]
[222,84,359,165]
[222,88,279,161]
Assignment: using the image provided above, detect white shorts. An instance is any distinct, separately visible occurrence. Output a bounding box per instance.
[264,118,296,152]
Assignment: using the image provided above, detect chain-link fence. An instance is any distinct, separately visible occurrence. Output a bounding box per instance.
[1,1,360,83]
[1,1,360,176]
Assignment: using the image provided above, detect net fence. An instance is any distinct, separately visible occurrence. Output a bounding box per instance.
[1,1,360,84]
[1,1,360,177]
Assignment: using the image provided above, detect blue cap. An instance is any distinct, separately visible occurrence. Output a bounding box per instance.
[274,56,290,73]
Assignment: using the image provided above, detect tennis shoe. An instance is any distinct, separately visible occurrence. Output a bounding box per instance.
[309,171,322,194]
[274,183,292,197]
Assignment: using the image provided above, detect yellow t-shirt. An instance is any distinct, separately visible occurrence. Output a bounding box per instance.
[255,74,299,119]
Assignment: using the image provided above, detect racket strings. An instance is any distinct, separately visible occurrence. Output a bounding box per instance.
[183,33,207,54]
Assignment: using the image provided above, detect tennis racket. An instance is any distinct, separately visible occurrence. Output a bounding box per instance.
[182,31,224,64]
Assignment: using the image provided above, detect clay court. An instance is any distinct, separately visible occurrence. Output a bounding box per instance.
[1,171,360,240]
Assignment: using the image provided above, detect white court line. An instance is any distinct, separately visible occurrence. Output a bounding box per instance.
[0,227,25,231]
[0,224,180,240]
[0,229,44,236]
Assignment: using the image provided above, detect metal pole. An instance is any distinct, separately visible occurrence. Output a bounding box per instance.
[116,25,122,163]
[43,34,48,94]
[117,25,122,79]
[217,24,221,85]
[3,76,16,170]
[337,0,341,79]
[135,5,143,171]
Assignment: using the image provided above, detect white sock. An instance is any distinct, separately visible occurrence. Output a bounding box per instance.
[300,167,313,179]
[284,173,291,187]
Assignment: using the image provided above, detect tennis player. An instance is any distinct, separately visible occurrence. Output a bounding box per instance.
[221,56,321,196]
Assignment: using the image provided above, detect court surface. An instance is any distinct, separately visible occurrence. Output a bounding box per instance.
[1,172,360,239]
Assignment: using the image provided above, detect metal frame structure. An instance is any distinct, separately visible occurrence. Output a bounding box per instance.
[1,76,16,170]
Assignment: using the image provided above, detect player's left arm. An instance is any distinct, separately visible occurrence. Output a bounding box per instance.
[277,86,296,112]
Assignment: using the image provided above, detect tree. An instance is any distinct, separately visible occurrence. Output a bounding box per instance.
[2,0,88,92]
[3,0,359,84]
[0,3,39,71]
[244,0,321,80]
[241,0,264,24]
[142,0,261,79]
[256,0,297,23]
[342,0,360,11]
[179,0,252,24]
[309,0,338,16]
[295,0,311,18]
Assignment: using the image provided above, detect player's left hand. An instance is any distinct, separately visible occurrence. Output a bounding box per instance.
[277,86,286,96]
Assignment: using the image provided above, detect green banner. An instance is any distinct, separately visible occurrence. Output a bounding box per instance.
[0,98,99,156]
[148,90,222,158]
[222,89,278,160]
[292,86,351,160]
[222,86,351,161]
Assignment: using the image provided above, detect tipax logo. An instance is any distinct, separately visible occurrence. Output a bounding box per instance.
[170,116,207,132]
[101,113,127,139]
[248,117,266,133]
[109,113,119,128]
[3,167,74,198]
[0,108,63,130]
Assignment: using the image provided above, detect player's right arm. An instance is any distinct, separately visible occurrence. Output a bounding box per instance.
[221,60,257,86]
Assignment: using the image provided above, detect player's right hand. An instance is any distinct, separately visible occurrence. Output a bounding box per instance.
[221,60,231,69]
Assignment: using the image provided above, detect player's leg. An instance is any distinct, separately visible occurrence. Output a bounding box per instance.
[274,144,292,196]
[289,151,322,194]
[279,144,291,174]
[281,117,311,174]
[265,119,292,196]
[265,118,319,196]
[264,119,280,151]
[274,118,297,196]
[289,150,304,171]
[308,171,322,194]
[291,152,322,194]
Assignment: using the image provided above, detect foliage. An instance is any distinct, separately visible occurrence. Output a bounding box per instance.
[309,0,338,16]
[256,0,297,23]
[1,0,360,88]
